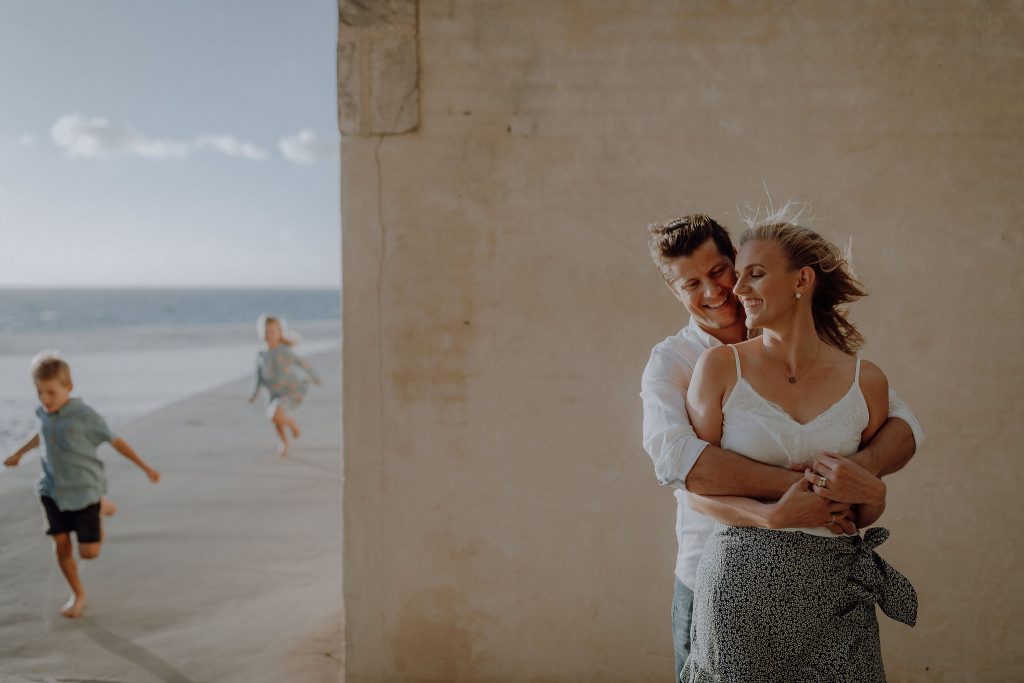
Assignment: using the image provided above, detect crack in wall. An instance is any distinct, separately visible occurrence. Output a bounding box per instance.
[372,130,387,682]
[338,1,420,677]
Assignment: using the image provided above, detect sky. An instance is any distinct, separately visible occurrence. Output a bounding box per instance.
[0,1,340,288]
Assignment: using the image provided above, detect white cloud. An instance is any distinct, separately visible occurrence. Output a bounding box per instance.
[51,114,186,160]
[18,133,35,147]
[278,129,337,165]
[50,114,268,162]
[194,134,269,160]
[131,139,190,160]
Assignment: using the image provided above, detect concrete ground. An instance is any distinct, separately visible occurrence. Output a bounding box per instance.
[0,349,342,683]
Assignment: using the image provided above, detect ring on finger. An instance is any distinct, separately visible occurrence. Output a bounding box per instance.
[829,514,837,526]
[817,475,829,489]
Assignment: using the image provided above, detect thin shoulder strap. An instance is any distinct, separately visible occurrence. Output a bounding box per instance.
[728,344,742,381]
[854,357,862,384]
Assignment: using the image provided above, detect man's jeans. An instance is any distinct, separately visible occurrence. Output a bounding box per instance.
[671,576,694,682]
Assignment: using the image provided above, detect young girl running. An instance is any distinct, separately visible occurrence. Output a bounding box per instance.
[248,315,320,457]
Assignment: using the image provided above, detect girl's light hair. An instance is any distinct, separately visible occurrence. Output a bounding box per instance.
[257,313,298,347]
[739,202,867,355]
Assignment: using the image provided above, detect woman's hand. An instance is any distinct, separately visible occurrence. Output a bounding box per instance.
[801,453,886,507]
[769,479,857,534]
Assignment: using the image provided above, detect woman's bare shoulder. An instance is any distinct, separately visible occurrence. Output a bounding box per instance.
[691,345,740,391]
[857,358,889,399]
[696,345,737,372]
[733,337,763,357]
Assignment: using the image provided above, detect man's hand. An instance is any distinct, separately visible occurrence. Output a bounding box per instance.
[799,453,886,506]
[146,467,161,483]
[3,453,21,468]
[768,479,857,534]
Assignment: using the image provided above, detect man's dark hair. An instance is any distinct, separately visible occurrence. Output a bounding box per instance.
[647,214,736,283]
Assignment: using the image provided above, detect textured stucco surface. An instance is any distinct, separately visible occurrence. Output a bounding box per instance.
[339,2,1024,681]
[338,0,418,135]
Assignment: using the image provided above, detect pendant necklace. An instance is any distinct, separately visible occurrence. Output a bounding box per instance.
[762,340,822,384]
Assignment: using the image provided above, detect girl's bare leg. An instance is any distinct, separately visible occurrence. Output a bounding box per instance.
[285,413,300,439]
[272,407,289,457]
[53,533,86,618]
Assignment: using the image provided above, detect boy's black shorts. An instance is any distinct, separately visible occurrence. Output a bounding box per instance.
[40,496,101,544]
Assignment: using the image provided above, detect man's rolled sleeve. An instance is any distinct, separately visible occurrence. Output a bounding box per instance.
[887,388,925,450]
[641,351,709,490]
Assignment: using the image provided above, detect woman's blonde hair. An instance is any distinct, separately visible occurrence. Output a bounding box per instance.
[740,206,867,355]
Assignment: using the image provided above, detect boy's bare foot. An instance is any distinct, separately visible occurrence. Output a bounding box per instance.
[289,424,301,439]
[100,497,117,517]
[61,593,86,618]
[277,443,289,458]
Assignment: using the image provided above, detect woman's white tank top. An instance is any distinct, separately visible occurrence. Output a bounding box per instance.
[720,344,869,536]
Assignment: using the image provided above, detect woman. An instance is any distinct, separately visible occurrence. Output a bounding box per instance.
[680,216,917,682]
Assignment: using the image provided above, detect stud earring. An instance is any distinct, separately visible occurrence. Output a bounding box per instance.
[795,292,802,300]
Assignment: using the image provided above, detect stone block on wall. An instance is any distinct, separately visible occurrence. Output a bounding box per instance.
[338,0,419,136]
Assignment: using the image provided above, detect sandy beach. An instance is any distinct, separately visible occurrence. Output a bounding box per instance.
[0,349,342,683]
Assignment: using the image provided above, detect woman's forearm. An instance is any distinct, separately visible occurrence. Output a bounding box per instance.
[688,493,776,529]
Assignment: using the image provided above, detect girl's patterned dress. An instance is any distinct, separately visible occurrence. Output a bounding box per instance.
[251,346,320,419]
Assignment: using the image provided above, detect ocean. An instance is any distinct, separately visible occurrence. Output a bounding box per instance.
[0,288,340,472]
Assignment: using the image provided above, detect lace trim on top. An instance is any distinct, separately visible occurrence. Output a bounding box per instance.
[721,345,869,468]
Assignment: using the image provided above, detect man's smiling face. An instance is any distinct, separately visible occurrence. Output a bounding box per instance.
[666,238,743,333]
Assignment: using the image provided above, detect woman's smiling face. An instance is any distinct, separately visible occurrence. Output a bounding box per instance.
[733,239,801,330]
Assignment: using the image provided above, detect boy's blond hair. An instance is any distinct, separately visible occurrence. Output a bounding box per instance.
[31,352,72,386]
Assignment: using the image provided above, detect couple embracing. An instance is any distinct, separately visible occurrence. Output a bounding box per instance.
[640,209,922,682]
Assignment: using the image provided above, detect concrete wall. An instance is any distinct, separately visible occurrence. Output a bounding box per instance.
[339,2,1024,681]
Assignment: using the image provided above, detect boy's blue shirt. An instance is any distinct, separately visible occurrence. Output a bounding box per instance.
[35,398,116,511]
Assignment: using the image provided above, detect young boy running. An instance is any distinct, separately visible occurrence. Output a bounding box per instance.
[3,353,160,618]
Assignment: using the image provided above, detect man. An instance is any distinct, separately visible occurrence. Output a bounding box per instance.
[640,214,923,681]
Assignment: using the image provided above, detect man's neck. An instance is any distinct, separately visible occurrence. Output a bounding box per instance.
[702,320,746,346]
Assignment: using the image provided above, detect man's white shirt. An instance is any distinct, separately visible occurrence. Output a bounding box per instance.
[640,317,925,589]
